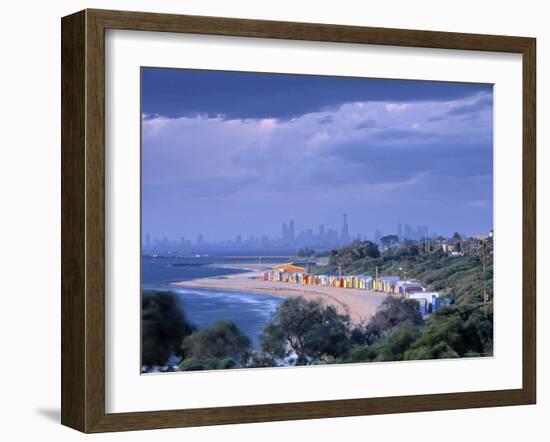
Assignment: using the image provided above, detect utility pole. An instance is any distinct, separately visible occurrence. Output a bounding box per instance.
[482,240,488,303]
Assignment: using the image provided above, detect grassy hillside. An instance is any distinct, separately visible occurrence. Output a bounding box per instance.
[314,241,492,305]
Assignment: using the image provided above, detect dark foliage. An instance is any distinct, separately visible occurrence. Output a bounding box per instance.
[260,297,352,365]
[180,320,251,370]
[380,235,399,247]
[317,242,492,305]
[404,304,493,359]
[178,356,238,371]
[352,296,424,345]
[349,323,421,362]
[321,240,380,274]
[141,290,194,367]
[297,248,316,257]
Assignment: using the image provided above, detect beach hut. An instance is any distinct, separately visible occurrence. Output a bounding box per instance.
[413,298,428,316]
[399,281,424,296]
[377,276,399,293]
[346,276,353,289]
[273,263,307,274]
[408,292,440,315]
[432,296,441,312]
[364,276,370,289]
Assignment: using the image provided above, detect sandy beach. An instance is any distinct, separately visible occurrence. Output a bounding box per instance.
[171,264,386,324]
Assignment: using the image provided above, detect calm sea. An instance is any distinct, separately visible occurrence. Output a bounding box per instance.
[142,256,284,347]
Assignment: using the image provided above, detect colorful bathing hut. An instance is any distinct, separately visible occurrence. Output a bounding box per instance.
[272,263,307,274]
[373,276,400,293]
[263,263,307,284]
[262,265,440,315]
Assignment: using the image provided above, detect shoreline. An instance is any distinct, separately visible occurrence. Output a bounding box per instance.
[171,266,386,323]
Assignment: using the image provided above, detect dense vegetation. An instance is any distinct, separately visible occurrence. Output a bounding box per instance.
[179,321,251,371]
[260,297,352,365]
[142,239,493,372]
[142,294,493,371]
[142,291,194,367]
[315,240,492,304]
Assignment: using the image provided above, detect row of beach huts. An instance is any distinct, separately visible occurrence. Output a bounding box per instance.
[262,263,441,315]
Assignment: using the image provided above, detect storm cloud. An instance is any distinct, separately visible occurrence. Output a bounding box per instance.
[141,69,493,241]
[142,68,492,121]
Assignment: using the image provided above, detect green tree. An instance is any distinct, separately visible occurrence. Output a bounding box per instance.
[380,235,399,248]
[261,297,352,365]
[141,291,194,367]
[349,323,421,363]
[297,248,316,257]
[325,240,380,274]
[180,320,251,370]
[383,240,420,260]
[452,232,462,252]
[357,296,424,345]
[404,304,493,360]
[403,240,420,257]
[178,356,238,371]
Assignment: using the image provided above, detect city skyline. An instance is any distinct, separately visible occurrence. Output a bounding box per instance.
[142,213,489,256]
[142,68,493,242]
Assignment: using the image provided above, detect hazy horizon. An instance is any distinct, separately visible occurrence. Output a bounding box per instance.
[141,68,493,242]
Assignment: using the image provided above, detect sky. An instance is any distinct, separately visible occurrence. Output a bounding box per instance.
[141,68,493,242]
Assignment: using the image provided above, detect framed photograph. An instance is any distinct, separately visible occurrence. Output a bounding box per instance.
[61,9,536,433]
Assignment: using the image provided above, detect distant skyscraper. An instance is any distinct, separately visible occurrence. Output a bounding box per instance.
[397,221,403,239]
[341,214,350,243]
[145,232,150,248]
[282,222,288,243]
[327,228,338,244]
[404,224,413,240]
[319,224,325,241]
[289,219,295,243]
[423,225,429,239]
[374,228,382,244]
[416,225,429,240]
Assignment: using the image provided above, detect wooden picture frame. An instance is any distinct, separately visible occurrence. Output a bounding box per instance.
[61,8,536,433]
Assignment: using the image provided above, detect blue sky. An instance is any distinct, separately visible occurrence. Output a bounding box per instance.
[141,68,493,241]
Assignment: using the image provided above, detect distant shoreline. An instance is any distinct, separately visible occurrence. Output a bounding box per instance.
[171,264,385,324]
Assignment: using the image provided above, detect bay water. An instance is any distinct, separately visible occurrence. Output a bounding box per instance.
[142,256,284,347]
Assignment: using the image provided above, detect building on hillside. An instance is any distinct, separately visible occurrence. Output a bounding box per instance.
[408,291,441,315]
[397,280,424,296]
[414,297,429,315]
